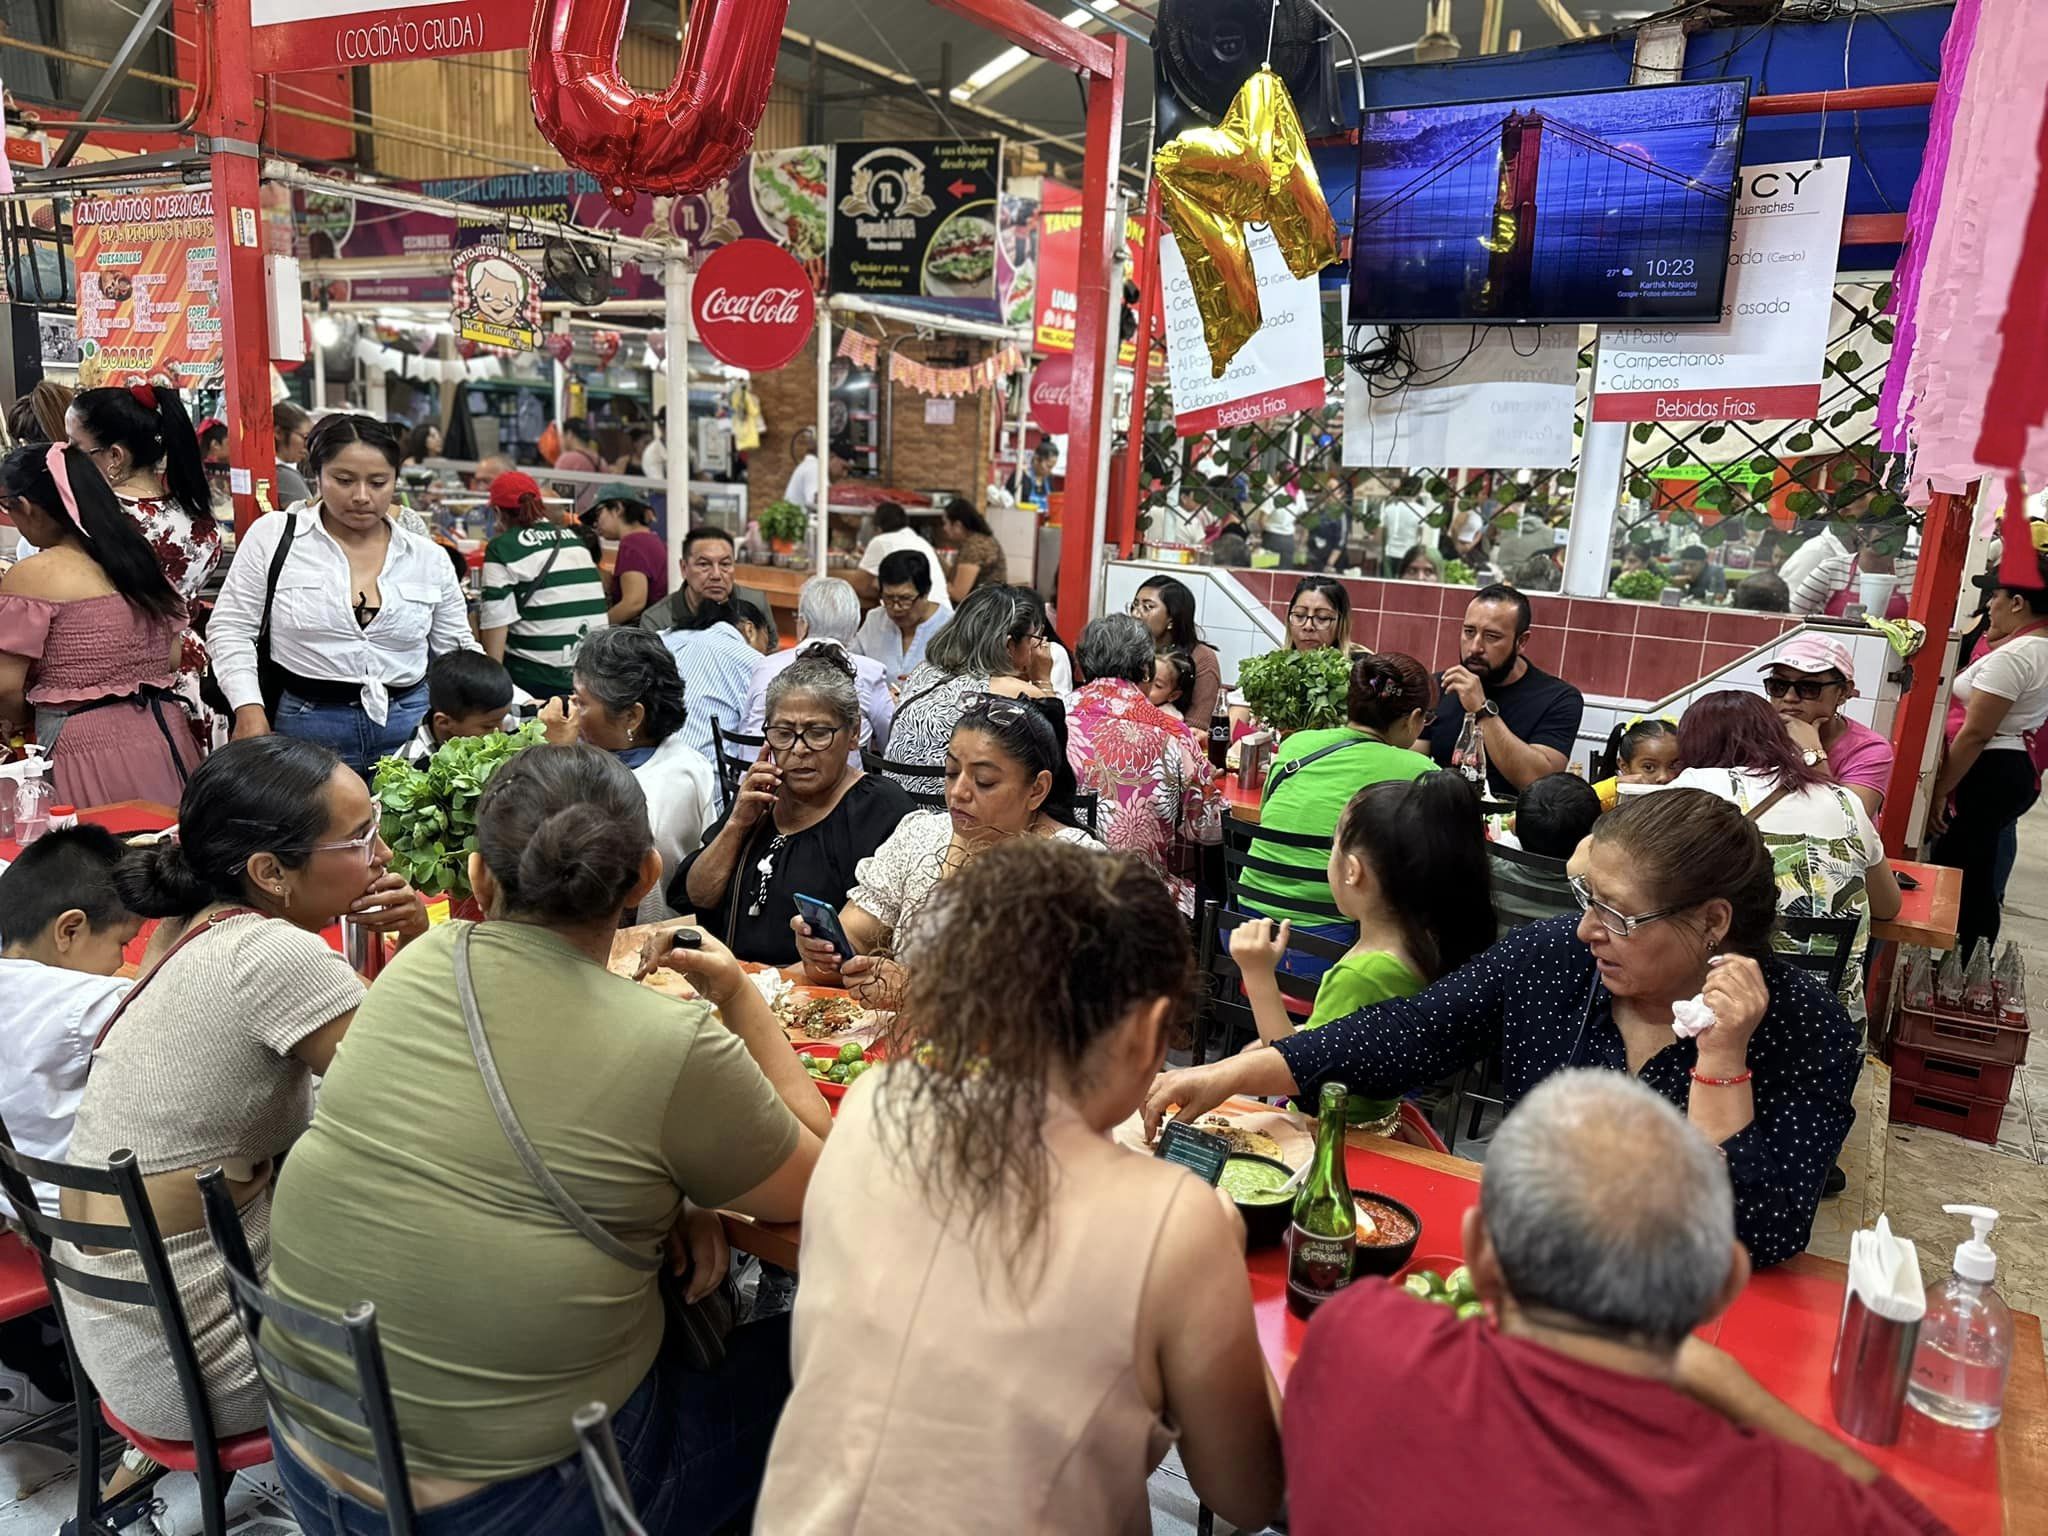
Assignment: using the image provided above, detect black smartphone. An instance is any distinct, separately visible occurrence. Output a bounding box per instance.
[1157,1122,1233,1185]
[1896,870,1921,891]
[791,893,855,963]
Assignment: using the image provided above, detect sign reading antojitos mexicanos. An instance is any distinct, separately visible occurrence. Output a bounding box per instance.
[692,239,816,372]
[251,0,534,73]
[828,138,1002,309]
[72,189,221,390]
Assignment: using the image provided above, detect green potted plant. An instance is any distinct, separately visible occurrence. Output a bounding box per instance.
[370,720,546,908]
[1234,647,1352,735]
[759,499,808,555]
[1441,558,1476,586]
[1611,568,1666,602]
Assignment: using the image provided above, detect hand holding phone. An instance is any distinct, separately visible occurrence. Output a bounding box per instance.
[792,893,856,964]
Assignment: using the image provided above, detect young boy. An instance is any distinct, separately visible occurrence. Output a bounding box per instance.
[405,651,516,766]
[0,826,140,1215]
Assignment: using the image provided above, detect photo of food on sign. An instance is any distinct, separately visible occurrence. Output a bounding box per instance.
[752,146,831,262]
[450,244,543,350]
[828,137,1002,311]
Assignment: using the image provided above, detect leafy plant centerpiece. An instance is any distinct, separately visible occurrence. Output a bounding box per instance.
[1235,646,1352,735]
[370,721,546,899]
[1611,569,1666,602]
[759,499,809,548]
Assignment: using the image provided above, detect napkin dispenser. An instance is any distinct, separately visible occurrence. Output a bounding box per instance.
[1830,1215,1926,1444]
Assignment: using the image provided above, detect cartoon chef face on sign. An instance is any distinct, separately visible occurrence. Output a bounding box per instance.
[470,259,526,326]
[452,245,543,349]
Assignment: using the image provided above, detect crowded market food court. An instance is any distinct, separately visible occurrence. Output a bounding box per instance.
[0,0,2045,1532]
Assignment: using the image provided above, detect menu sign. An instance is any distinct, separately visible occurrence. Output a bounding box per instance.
[829,138,1001,307]
[73,189,221,389]
[673,147,832,269]
[1160,225,1324,437]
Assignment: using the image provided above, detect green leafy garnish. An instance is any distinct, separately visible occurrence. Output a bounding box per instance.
[369,721,546,898]
[1235,647,1352,735]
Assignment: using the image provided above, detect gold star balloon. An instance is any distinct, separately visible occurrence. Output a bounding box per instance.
[1153,66,1341,379]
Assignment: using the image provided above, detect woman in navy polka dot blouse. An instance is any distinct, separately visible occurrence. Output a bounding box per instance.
[1147,789,1859,1266]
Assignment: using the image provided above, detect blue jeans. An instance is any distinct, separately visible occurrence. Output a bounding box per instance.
[271,1314,792,1536]
[275,680,429,775]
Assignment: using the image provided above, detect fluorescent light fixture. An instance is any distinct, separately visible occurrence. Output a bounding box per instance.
[951,2,1118,101]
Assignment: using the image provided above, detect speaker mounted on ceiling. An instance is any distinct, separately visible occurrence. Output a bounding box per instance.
[1152,0,1345,143]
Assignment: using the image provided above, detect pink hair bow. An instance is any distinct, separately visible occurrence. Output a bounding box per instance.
[44,442,89,539]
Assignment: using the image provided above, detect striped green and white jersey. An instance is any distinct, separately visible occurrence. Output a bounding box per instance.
[479,524,609,695]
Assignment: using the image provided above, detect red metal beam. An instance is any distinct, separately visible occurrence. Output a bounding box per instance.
[1881,485,1975,854]
[1746,82,1938,117]
[1056,32,1126,640]
[206,0,274,536]
[928,0,1116,79]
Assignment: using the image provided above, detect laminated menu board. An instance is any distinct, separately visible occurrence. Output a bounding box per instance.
[829,138,1001,309]
[73,189,221,389]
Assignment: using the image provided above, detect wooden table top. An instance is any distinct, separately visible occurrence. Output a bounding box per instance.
[723,1083,2043,1534]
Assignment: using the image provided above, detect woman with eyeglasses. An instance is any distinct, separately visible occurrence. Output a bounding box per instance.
[1147,789,1861,1269]
[883,584,1054,784]
[1281,575,1351,652]
[54,736,426,1441]
[1128,573,1221,728]
[0,444,201,806]
[794,692,1098,1008]
[674,648,915,965]
[1669,690,1899,1018]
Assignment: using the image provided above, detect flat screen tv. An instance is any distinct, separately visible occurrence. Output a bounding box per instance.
[1346,78,1749,325]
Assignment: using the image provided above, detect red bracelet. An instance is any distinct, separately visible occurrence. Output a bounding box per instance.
[1691,1067,1753,1087]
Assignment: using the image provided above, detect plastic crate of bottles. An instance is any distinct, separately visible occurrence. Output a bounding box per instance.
[1891,1040,2019,1105]
[1889,1076,2009,1146]
[1894,1003,2030,1069]
[1894,939,2030,1068]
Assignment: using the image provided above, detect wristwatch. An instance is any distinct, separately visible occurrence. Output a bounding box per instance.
[1478,700,1502,721]
[1801,748,1827,767]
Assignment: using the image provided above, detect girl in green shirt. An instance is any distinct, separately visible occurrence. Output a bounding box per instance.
[1232,771,1495,1129]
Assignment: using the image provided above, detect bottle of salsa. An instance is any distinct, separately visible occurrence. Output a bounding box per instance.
[1286,1082,1357,1319]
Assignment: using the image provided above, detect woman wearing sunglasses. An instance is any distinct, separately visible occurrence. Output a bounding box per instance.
[674,648,914,965]
[54,736,426,1444]
[1146,789,1861,1269]
[1670,690,1900,1019]
[0,443,201,807]
[794,692,1098,1008]
[1757,636,1893,818]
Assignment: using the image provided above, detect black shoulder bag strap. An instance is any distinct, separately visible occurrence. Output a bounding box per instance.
[252,513,300,717]
[511,536,567,612]
[1262,732,1378,799]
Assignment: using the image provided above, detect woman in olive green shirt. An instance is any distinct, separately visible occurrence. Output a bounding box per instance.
[265,744,829,1535]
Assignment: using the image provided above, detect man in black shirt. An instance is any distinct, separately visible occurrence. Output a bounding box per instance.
[1426,584,1585,798]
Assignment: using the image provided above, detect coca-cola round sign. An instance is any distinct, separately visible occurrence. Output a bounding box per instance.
[1028,353,1074,436]
[692,239,816,372]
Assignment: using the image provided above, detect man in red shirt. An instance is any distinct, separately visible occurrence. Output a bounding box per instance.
[1285,1071,1953,1536]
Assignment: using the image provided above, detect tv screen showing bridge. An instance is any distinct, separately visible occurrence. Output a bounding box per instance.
[1347,79,1748,326]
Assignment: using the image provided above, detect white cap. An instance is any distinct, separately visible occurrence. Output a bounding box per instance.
[1945,1203,1999,1283]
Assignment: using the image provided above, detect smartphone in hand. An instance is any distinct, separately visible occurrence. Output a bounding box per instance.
[791,893,855,964]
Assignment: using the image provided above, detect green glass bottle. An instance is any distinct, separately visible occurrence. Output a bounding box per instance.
[1286,1081,1357,1319]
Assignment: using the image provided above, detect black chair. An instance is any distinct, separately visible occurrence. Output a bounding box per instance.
[711,719,767,806]
[573,1401,647,1536]
[1191,901,1353,1065]
[861,748,947,814]
[197,1169,418,1535]
[1779,912,1865,998]
[1071,791,1100,838]
[1220,816,1350,925]
[0,1119,272,1536]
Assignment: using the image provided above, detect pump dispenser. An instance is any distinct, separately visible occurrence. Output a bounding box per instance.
[1907,1205,2013,1430]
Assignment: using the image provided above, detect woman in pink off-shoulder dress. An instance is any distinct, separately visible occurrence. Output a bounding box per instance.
[0,444,200,807]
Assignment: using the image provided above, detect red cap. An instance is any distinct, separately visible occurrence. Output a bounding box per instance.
[48,804,75,816]
[487,471,543,511]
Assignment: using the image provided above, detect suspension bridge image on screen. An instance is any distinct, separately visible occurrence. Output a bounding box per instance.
[1347,79,1748,325]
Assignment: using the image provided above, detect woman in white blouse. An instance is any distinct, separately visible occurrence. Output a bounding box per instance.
[210,415,478,773]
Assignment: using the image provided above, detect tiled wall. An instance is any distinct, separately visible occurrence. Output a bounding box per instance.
[1105,563,1906,774]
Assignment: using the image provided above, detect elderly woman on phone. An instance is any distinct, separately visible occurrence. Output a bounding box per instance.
[1144,790,1860,1268]
[792,693,1098,1009]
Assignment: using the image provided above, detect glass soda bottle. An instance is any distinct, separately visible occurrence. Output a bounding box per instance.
[1286,1082,1357,1320]
[1450,712,1488,790]
[1902,945,1934,1011]
[1995,943,2028,1029]
[1208,702,1231,772]
[1935,944,1966,1010]
[1962,938,1996,1016]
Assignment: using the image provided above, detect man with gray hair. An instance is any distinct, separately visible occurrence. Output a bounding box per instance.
[1285,1071,1952,1536]
[740,576,893,749]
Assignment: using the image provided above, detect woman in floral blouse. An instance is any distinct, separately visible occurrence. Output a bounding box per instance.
[66,385,221,726]
[1066,614,1221,915]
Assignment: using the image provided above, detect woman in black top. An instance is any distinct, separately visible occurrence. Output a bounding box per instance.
[673,646,914,963]
[1145,789,1859,1267]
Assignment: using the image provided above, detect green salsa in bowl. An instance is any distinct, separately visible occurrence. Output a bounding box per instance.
[1220,1154,1296,1247]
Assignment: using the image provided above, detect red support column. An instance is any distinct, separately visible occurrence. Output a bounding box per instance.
[206,0,274,534]
[1881,486,1975,853]
[1110,178,1161,558]
[1056,33,1126,641]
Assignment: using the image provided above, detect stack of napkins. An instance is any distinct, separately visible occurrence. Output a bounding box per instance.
[1846,1215,1926,1322]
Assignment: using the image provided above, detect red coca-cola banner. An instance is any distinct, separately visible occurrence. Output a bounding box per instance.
[692,239,816,372]
[1029,353,1074,436]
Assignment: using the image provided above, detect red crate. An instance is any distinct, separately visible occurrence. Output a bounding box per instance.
[1894,1004,2030,1067]
[1892,1043,2017,1106]
[1889,1077,2008,1146]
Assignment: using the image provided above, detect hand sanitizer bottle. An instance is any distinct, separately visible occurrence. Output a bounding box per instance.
[1907,1204,2013,1430]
